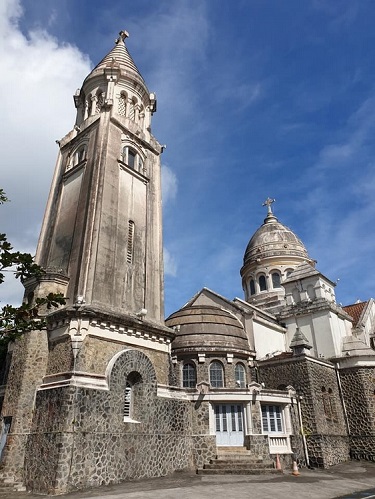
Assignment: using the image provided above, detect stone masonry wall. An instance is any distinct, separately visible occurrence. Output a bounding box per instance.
[339,366,375,460]
[0,330,49,483]
[77,336,170,385]
[259,356,349,468]
[24,348,206,494]
[45,334,171,385]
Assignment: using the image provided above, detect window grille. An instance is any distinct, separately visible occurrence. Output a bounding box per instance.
[96,92,104,113]
[124,382,132,418]
[127,221,134,264]
[210,361,224,388]
[118,93,127,116]
[235,363,246,388]
[182,363,197,388]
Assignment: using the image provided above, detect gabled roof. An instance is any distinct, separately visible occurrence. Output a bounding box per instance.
[342,301,368,327]
[180,287,281,326]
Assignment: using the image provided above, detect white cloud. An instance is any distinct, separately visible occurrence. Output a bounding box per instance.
[0,0,91,306]
[161,164,178,204]
[163,247,177,277]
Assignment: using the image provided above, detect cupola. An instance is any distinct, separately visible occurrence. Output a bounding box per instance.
[241,198,314,311]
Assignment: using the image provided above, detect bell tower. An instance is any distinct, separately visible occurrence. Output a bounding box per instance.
[0,32,174,487]
[36,30,164,322]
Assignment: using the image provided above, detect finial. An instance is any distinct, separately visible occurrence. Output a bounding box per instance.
[115,30,129,44]
[262,197,275,215]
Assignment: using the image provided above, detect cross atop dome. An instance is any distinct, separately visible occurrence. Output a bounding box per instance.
[262,197,275,214]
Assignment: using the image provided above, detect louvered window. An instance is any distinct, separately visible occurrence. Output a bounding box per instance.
[118,92,127,116]
[127,221,134,264]
[124,382,132,418]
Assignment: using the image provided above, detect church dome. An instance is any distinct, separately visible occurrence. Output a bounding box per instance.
[166,305,251,356]
[240,199,313,311]
[243,212,309,267]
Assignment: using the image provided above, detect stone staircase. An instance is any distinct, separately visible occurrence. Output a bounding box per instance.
[197,446,282,475]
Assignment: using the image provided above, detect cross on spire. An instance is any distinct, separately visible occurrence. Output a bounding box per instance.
[116,30,129,44]
[262,197,275,215]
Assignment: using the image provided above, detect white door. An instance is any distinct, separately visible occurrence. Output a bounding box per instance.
[215,404,244,446]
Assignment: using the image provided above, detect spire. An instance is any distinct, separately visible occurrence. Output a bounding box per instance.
[289,327,312,356]
[262,197,278,224]
[85,30,146,86]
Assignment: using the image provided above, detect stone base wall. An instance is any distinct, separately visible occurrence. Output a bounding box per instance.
[248,434,272,461]
[306,435,350,468]
[192,435,216,468]
[0,330,49,483]
[23,348,201,494]
[350,436,375,460]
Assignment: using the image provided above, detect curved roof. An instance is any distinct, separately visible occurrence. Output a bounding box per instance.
[243,211,310,267]
[166,305,251,356]
[83,31,147,89]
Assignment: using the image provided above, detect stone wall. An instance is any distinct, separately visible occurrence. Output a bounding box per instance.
[258,355,349,468]
[0,330,49,483]
[24,348,209,494]
[45,334,171,385]
[339,366,375,460]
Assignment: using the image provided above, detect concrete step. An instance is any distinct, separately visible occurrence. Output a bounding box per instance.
[197,468,282,475]
[217,446,249,454]
[205,462,274,470]
[215,454,268,462]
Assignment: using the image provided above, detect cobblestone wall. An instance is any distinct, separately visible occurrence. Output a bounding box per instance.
[339,366,375,460]
[24,348,208,494]
[258,356,349,468]
[0,331,49,483]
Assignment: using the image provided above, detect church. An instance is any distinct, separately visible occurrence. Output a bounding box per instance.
[0,30,375,495]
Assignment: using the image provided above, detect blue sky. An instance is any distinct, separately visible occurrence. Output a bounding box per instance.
[1,0,375,317]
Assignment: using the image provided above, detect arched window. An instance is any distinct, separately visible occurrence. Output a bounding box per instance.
[129,97,136,121]
[249,279,256,295]
[118,92,127,116]
[124,381,132,418]
[235,363,246,388]
[74,145,87,166]
[271,272,281,289]
[210,361,224,388]
[124,371,142,421]
[96,90,104,114]
[285,269,293,279]
[122,146,141,171]
[182,363,196,388]
[128,149,136,169]
[86,96,92,118]
[259,275,267,292]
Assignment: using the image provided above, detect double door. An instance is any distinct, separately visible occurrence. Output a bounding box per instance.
[214,404,244,446]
